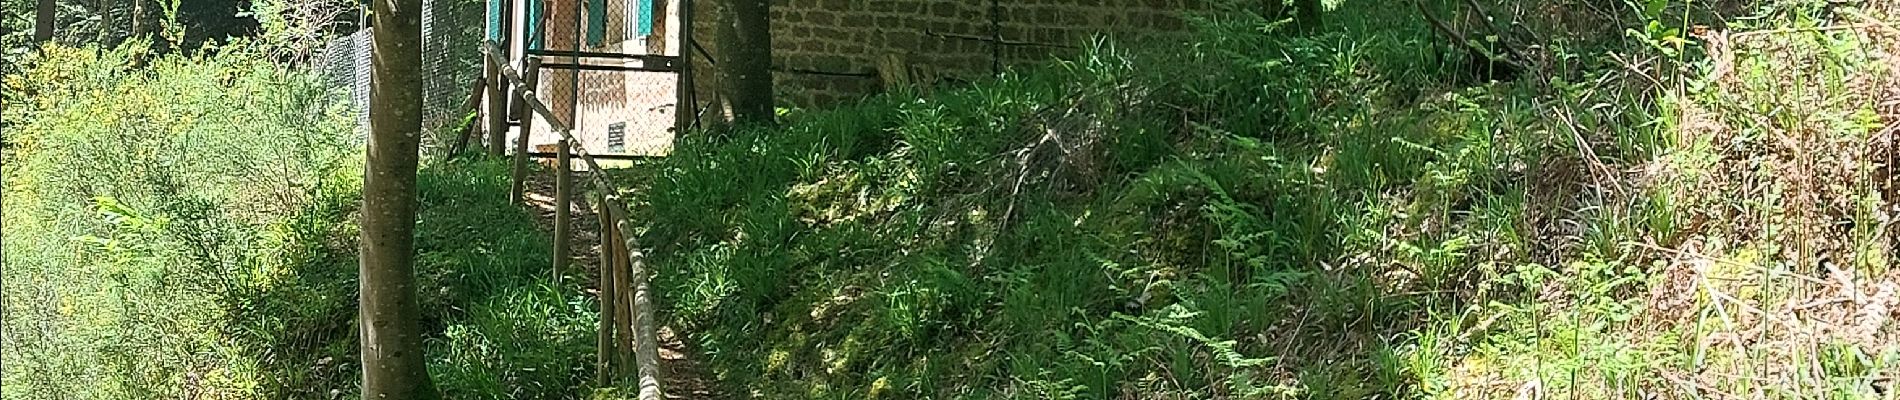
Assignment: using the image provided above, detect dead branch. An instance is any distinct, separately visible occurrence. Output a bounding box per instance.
[1414,0,1532,75]
[1458,0,1536,65]
[446,77,487,161]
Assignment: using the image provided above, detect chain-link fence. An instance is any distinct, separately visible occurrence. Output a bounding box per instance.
[315,29,371,142]
[316,0,486,144]
[315,0,682,156]
[523,0,681,157]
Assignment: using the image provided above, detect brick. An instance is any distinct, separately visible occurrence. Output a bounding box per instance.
[743,0,1205,106]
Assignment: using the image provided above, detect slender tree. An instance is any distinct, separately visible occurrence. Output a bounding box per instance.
[129,0,147,42]
[96,0,115,44]
[1293,0,1321,31]
[360,0,438,398]
[719,0,772,126]
[34,0,55,42]
[1262,0,1323,32]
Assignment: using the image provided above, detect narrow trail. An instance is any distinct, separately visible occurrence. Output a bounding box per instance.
[520,167,721,399]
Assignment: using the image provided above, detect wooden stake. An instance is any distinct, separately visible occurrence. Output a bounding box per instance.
[609,206,636,377]
[595,194,619,386]
[613,215,663,400]
[510,57,543,203]
[554,139,573,283]
[485,53,508,157]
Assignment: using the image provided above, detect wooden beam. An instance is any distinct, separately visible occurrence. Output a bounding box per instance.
[553,139,573,283]
[539,62,680,73]
[608,205,636,378]
[594,193,619,386]
[485,53,508,156]
[675,0,696,137]
[510,56,543,203]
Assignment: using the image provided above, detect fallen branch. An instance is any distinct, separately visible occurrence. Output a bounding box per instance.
[1458,0,1535,65]
[446,77,487,161]
[1414,0,1532,75]
[1730,22,1896,40]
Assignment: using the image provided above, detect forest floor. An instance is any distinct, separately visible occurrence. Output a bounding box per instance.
[615,1,1900,398]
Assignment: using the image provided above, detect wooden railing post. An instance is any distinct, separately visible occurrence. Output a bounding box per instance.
[554,139,573,282]
[676,0,696,137]
[609,207,636,378]
[480,41,661,399]
[509,56,543,203]
[484,51,507,157]
[614,214,662,400]
[595,193,619,386]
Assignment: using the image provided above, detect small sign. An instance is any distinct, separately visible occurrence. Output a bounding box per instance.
[607,122,626,153]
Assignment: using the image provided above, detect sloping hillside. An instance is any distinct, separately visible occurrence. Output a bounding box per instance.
[627,1,1898,398]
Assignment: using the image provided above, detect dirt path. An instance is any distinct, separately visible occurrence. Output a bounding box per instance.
[520,168,721,399]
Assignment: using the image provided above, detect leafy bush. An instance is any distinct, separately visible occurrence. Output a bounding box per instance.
[2,40,357,398]
[3,41,601,400]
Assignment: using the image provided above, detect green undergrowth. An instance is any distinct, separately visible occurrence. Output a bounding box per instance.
[633,1,1897,399]
[2,43,601,399]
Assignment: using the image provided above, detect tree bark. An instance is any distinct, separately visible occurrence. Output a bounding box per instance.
[34,0,55,43]
[361,0,438,398]
[1293,0,1322,31]
[129,0,147,42]
[1261,0,1323,32]
[96,0,116,45]
[719,0,772,127]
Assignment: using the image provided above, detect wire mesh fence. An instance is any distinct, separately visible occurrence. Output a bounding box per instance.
[315,29,371,143]
[315,0,485,146]
[526,0,681,157]
[314,0,684,157]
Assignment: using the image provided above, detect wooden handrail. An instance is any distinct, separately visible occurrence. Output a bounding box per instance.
[482,41,621,199]
[481,40,662,400]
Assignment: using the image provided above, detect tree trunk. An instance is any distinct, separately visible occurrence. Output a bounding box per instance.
[719,0,772,127]
[97,0,116,45]
[1261,0,1323,32]
[1293,0,1322,31]
[34,0,55,43]
[129,0,147,43]
[361,0,438,397]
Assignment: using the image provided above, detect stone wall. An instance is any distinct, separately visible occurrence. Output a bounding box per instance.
[691,0,1211,107]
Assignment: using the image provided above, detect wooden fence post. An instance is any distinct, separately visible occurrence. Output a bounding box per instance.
[676,0,695,137]
[554,139,573,283]
[608,206,636,378]
[595,193,619,386]
[485,50,507,157]
[613,215,663,400]
[510,56,543,203]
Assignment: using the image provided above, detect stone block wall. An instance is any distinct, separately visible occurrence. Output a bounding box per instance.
[691,0,1212,107]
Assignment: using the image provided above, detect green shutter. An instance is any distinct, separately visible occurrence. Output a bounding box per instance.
[527,0,545,49]
[586,0,607,47]
[636,0,655,37]
[487,0,504,41]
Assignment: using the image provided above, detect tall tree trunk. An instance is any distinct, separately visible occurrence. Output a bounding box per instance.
[129,0,147,43]
[361,0,438,398]
[1261,0,1323,32]
[97,0,116,45]
[1293,0,1322,31]
[34,0,55,43]
[719,0,772,127]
